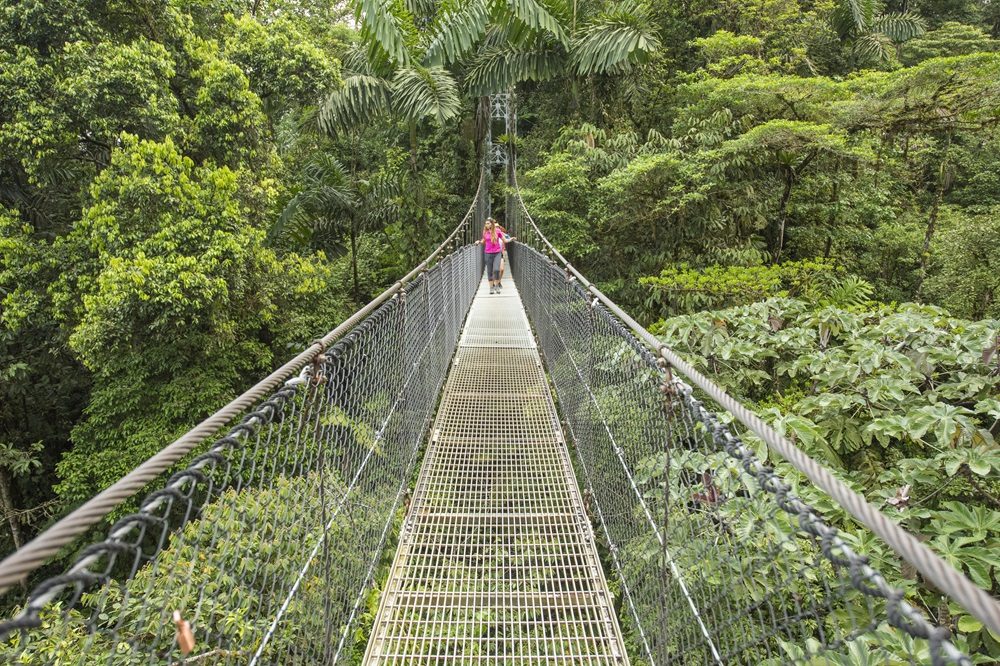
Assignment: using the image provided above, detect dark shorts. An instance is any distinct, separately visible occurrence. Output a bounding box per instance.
[486,251,502,280]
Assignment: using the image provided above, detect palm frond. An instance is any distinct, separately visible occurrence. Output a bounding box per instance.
[364,167,405,201]
[853,31,895,62]
[391,66,463,124]
[356,167,405,228]
[405,0,437,21]
[421,0,491,65]
[308,187,358,214]
[272,190,311,242]
[280,214,317,247]
[463,43,564,95]
[477,15,528,48]
[479,23,512,48]
[362,194,402,227]
[848,0,876,33]
[831,0,875,38]
[286,106,319,141]
[302,153,352,185]
[307,217,351,252]
[571,6,661,75]
[355,0,415,65]
[319,74,393,137]
[280,211,351,251]
[871,11,926,42]
[486,6,549,47]
[503,0,569,47]
[830,6,856,39]
[340,44,396,79]
[273,156,358,245]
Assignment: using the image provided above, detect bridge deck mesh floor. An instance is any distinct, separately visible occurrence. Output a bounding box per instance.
[363,273,628,665]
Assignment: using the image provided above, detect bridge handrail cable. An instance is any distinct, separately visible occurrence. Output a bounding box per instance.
[0,169,487,598]
[509,170,1000,643]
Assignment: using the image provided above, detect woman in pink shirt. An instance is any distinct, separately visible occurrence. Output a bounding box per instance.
[495,221,510,284]
[478,218,506,294]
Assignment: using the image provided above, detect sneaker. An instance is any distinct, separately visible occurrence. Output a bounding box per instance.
[489,286,495,295]
[497,283,503,291]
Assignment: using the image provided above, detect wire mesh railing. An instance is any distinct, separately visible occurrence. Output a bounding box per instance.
[5,140,999,666]
[0,176,487,664]
[507,187,1000,665]
[361,278,630,664]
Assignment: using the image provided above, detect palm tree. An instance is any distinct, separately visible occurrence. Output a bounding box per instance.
[319,0,662,136]
[831,0,925,66]
[272,152,401,299]
[316,0,662,238]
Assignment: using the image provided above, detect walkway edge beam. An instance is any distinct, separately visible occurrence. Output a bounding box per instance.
[0,171,486,594]
[513,176,1000,638]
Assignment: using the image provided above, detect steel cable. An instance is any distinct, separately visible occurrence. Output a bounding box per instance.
[508,170,998,664]
[0,172,487,663]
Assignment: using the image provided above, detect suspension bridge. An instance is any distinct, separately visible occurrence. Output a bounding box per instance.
[1,98,1000,663]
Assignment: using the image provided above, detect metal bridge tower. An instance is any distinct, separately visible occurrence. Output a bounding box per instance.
[486,92,517,234]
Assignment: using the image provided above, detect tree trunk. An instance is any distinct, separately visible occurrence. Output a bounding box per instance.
[589,77,599,123]
[976,289,993,321]
[773,166,794,263]
[917,131,953,292]
[409,121,419,174]
[0,467,23,550]
[873,137,884,190]
[409,121,426,232]
[474,97,489,165]
[825,158,841,256]
[570,79,581,114]
[350,215,359,301]
[920,189,943,276]
[348,132,361,300]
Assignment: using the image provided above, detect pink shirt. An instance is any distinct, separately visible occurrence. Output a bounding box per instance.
[483,230,504,253]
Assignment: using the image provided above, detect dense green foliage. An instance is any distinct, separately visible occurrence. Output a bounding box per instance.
[519,52,1000,314]
[0,0,477,578]
[2,0,999,660]
[0,0,342,561]
[1,472,398,663]
[651,299,1000,655]
[508,0,1000,657]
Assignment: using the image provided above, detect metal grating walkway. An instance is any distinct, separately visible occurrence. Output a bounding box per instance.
[363,270,629,664]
